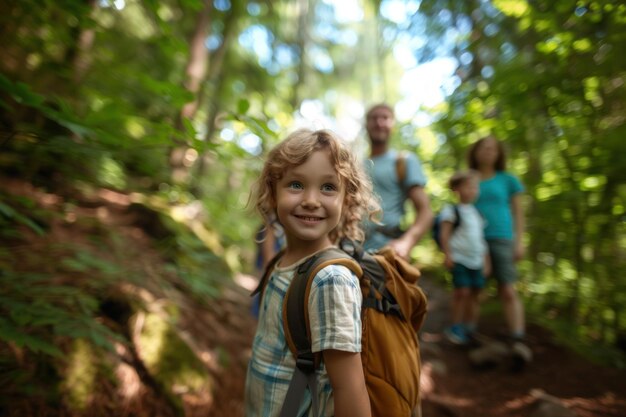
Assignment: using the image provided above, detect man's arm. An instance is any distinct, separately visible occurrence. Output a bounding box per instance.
[388,185,433,259]
[323,349,371,417]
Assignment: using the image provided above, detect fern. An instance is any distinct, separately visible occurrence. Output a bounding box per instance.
[0,201,45,236]
[0,271,122,357]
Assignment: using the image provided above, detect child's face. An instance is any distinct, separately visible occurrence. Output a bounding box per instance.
[475,138,499,168]
[456,177,479,203]
[274,150,344,255]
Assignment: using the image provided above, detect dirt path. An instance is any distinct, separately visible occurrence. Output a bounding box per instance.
[6,173,623,417]
[417,274,626,417]
[217,272,626,417]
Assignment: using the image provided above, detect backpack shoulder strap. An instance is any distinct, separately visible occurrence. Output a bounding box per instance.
[283,248,362,364]
[395,150,408,185]
[251,248,284,298]
[453,204,461,228]
[279,247,362,417]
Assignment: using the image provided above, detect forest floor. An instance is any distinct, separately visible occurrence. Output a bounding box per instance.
[227,272,626,417]
[4,180,626,417]
[415,275,626,417]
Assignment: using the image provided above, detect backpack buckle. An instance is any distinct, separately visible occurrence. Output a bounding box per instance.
[376,298,390,313]
[296,352,316,373]
[375,297,405,320]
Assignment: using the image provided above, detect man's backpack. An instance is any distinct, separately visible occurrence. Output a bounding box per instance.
[255,241,428,417]
[395,151,408,185]
[432,205,461,249]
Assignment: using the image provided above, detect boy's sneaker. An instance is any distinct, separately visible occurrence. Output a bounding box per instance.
[444,324,468,345]
[464,330,481,348]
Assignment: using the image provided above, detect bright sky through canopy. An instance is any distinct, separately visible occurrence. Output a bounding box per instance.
[232,0,460,153]
[298,0,458,142]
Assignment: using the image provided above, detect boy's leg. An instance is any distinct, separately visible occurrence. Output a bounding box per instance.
[446,264,472,344]
[464,289,482,333]
[451,264,473,323]
[451,287,471,325]
[463,268,486,335]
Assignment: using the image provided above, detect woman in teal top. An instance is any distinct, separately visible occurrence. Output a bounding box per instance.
[468,135,526,340]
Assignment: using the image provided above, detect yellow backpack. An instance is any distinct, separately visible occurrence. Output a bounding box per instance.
[255,242,428,416]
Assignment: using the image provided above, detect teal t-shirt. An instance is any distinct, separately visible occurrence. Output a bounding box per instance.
[364,150,427,251]
[475,172,524,240]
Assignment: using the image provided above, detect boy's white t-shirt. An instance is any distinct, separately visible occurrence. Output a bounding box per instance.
[440,203,487,270]
[245,254,362,417]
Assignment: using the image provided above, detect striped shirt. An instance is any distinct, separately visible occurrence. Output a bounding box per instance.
[245,254,362,417]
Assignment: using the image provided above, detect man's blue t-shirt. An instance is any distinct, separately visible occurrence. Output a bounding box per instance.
[475,172,524,240]
[364,150,427,251]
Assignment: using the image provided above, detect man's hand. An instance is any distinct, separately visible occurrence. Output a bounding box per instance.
[390,185,433,260]
[388,237,413,260]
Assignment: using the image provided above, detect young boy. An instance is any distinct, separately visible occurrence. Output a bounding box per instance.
[440,170,490,345]
[245,129,379,417]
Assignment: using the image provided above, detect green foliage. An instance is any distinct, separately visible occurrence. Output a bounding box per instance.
[0,199,45,237]
[0,195,118,362]
[60,248,122,280]
[0,270,121,357]
[528,303,626,369]
[164,246,227,301]
[1,0,625,402]
[414,0,626,352]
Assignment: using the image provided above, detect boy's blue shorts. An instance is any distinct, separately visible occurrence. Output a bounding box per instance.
[452,263,486,289]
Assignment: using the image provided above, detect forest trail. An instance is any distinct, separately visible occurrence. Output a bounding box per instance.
[3,180,625,417]
[4,2,626,414]
[416,274,626,417]
[217,270,626,417]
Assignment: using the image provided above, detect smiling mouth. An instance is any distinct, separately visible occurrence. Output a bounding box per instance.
[295,215,324,222]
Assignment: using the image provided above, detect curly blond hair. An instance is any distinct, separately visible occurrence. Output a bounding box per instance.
[253,129,379,243]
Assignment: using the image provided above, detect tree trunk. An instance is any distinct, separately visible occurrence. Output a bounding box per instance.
[290,0,312,110]
[178,1,212,126]
[202,0,246,143]
[170,1,212,184]
[189,1,246,196]
[72,0,98,84]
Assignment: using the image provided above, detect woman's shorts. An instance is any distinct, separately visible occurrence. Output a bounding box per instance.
[487,238,518,284]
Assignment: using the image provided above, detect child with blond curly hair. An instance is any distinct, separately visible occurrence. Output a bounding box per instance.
[245,129,379,417]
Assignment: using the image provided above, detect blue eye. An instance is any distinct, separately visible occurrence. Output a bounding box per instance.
[288,181,303,190]
[321,183,337,192]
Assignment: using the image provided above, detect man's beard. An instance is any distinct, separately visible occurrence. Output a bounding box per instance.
[370,136,388,146]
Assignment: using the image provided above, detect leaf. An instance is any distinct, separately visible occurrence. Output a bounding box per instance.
[15,215,45,236]
[0,75,45,107]
[60,258,90,272]
[0,201,45,235]
[0,202,16,217]
[237,99,251,115]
